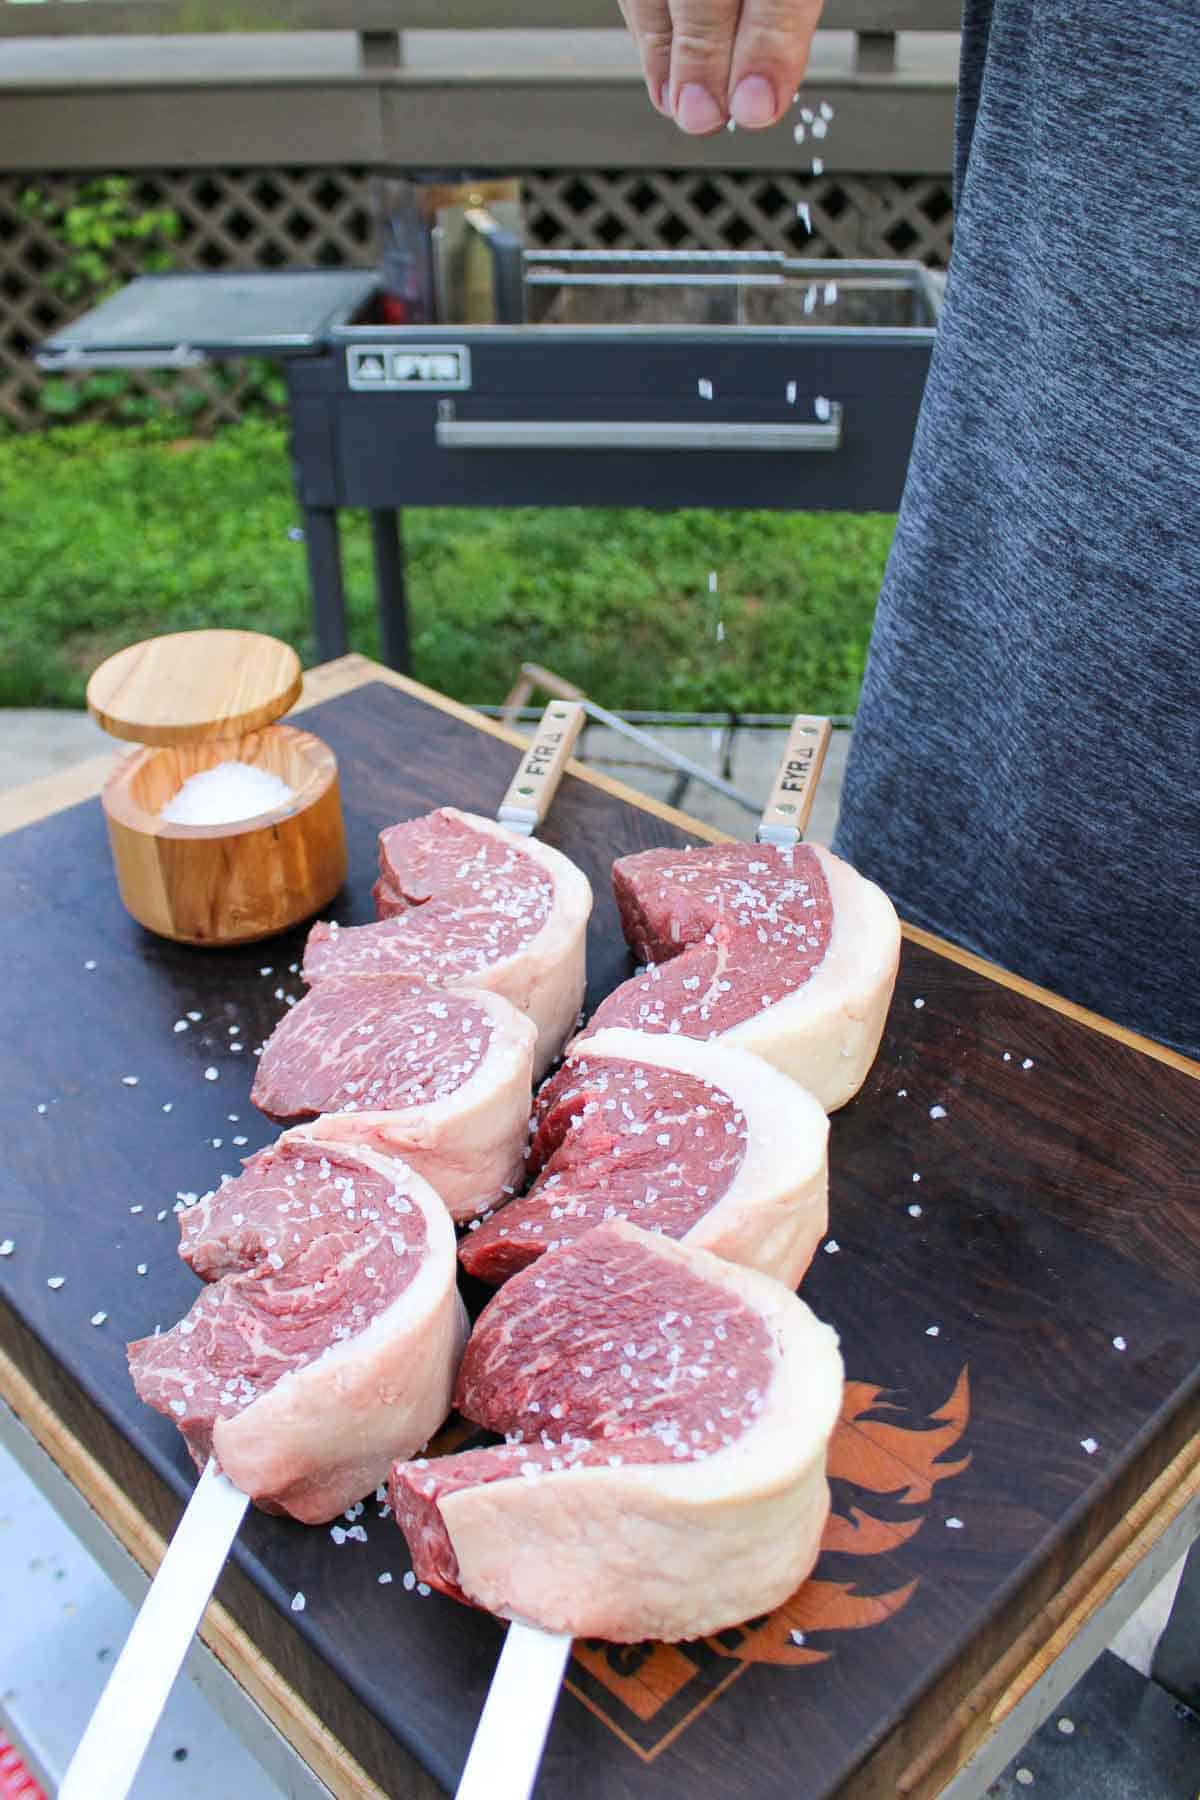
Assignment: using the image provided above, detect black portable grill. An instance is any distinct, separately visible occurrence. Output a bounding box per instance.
[39,253,941,671]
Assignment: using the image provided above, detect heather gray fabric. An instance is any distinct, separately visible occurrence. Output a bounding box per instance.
[834,0,1200,1056]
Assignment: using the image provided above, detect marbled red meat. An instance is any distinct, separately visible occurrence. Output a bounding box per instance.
[252,976,496,1124]
[130,1138,466,1523]
[303,807,592,1078]
[459,1054,746,1283]
[457,1028,828,1289]
[391,1221,843,1641]
[582,840,901,1111]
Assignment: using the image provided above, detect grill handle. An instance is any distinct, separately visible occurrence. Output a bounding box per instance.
[434,403,842,453]
[36,345,207,371]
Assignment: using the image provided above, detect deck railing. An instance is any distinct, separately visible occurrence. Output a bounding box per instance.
[0,0,961,71]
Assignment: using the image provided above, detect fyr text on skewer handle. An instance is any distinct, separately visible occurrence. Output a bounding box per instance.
[756,715,832,848]
[497,699,585,837]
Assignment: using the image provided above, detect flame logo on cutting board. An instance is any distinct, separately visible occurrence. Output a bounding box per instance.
[567,1368,972,1754]
[705,1365,971,1668]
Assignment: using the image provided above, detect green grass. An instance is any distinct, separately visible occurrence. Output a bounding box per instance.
[0,419,895,714]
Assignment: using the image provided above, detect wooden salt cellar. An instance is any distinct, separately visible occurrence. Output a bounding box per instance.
[88,630,346,946]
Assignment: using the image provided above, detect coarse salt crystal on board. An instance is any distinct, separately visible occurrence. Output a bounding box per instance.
[161,761,295,827]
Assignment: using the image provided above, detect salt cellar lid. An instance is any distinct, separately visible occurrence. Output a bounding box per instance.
[86,629,302,747]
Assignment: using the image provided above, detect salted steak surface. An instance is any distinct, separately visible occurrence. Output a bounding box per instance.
[129,1138,465,1523]
[391,1220,843,1641]
[584,840,900,1110]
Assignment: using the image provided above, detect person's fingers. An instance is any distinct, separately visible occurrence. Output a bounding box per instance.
[728,0,824,129]
[664,0,739,136]
[617,0,675,115]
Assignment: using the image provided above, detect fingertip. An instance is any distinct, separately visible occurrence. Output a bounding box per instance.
[675,83,726,135]
[730,74,778,129]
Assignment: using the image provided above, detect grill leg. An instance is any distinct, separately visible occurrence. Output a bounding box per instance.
[303,506,349,663]
[371,508,410,674]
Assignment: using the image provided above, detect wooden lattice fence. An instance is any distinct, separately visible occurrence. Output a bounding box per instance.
[0,166,952,429]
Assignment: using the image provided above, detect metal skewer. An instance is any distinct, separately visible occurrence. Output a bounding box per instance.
[58,1458,250,1800]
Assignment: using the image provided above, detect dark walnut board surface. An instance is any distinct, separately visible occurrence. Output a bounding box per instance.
[1,675,1197,1800]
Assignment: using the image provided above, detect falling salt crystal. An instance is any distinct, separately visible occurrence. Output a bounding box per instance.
[824,1239,840,1255]
[824,282,838,306]
[187,1012,202,1023]
[786,380,797,404]
[36,1103,47,1115]
[708,571,718,593]
[233,1135,248,1146]
[122,1076,139,1087]
[84,959,97,970]
[0,1240,13,1257]
[378,1573,393,1585]
[1015,1770,1034,1788]
[1057,1718,1075,1736]
[330,1525,347,1545]
[417,1582,431,1597]
[811,157,824,176]
[47,1276,65,1290]
[260,967,273,977]
[1022,1058,1035,1069]
[91,1311,107,1327]
[1003,1051,1012,1061]
[929,1104,947,1119]
[796,202,812,232]
[913,997,925,1009]
[162,1103,173,1113]
[1112,1336,1127,1351]
[814,395,831,421]
[291,1592,306,1612]
[725,119,736,133]
[697,378,713,400]
[173,1021,189,1034]
[204,1067,219,1082]
[716,620,726,643]
[130,1204,143,1214]
[898,1089,908,1098]
[789,1629,806,1646]
[793,123,806,144]
[819,100,834,121]
[912,1172,921,1182]
[812,117,828,138]
[211,1138,223,1150]
[908,1203,923,1218]
[945,1517,964,1530]
[402,1571,416,1591]
[1081,1437,1098,1455]
[925,1324,940,1337]
[161,761,295,827]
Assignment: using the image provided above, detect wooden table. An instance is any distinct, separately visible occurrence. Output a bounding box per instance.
[1,656,1197,1799]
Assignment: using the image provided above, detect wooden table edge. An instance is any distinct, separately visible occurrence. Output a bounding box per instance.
[2,652,1198,1797]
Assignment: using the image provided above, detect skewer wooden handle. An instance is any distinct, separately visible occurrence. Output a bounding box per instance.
[757,714,832,847]
[497,700,585,835]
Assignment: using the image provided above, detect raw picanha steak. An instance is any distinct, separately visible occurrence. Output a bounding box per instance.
[129,1138,466,1523]
[458,1027,828,1289]
[303,808,592,1079]
[390,1220,843,1642]
[582,840,900,1109]
[251,975,536,1222]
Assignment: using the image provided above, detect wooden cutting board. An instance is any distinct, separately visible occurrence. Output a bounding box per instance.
[0,664,1197,1799]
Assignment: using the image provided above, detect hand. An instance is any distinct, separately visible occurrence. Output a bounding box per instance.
[618,0,826,136]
